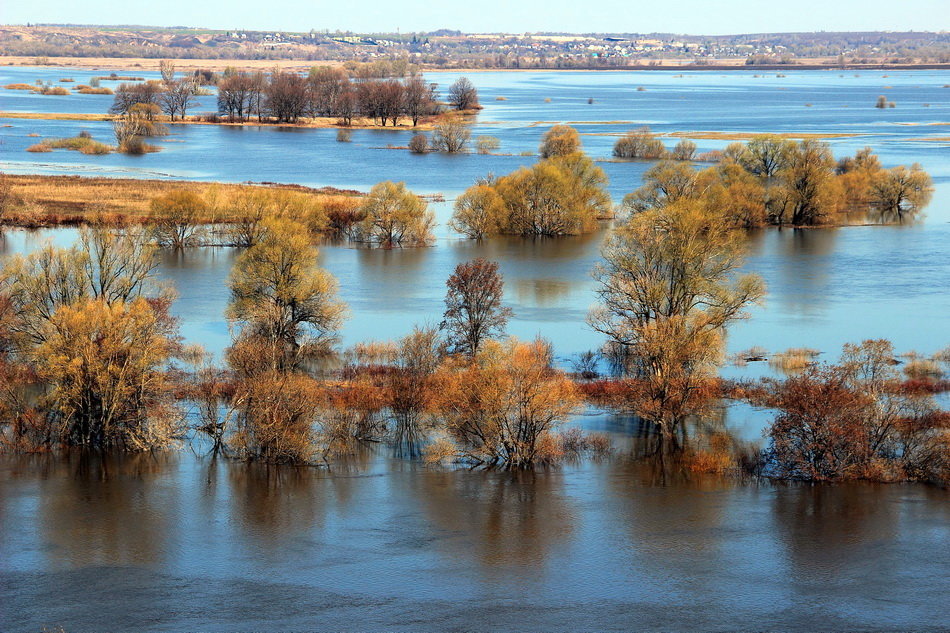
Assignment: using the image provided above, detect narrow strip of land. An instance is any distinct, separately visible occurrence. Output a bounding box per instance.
[1,173,361,226]
[0,110,454,131]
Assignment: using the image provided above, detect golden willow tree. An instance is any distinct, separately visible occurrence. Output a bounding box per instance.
[356,181,435,247]
[432,338,579,468]
[452,155,611,237]
[226,217,346,374]
[225,217,349,464]
[0,227,180,450]
[625,135,933,227]
[589,200,765,439]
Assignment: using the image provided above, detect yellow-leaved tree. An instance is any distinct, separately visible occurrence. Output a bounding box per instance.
[590,199,765,438]
[227,217,346,374]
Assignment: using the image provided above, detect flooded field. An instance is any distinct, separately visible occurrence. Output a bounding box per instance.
[1,66,948,632]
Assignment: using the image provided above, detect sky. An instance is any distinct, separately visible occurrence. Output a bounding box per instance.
[2,0,948,34]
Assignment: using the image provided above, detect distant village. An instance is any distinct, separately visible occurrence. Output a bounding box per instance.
[2,25,948,67]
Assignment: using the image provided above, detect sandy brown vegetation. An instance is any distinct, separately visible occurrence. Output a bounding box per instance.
[0,174,361,228]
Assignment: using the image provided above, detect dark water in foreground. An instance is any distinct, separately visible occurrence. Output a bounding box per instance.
[2,449,948,632]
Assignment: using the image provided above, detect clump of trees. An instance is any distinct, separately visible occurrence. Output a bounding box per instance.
[763,339,949,483]
[0,228,182,451]
[109,66,470,128]
[612,127,700,161]
[625,135,933,226]
[217,68,447,126]
[451,129,612,238]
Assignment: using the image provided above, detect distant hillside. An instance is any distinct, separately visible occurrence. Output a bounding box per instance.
[2,25,948,69]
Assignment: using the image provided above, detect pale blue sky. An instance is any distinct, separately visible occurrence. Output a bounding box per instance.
[3,0,948,34]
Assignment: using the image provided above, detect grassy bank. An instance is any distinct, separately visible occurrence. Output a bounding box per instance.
[1,174,361,227]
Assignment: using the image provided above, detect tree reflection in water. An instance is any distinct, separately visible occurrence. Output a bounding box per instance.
[412,467,573,572]
[32,450,178,567]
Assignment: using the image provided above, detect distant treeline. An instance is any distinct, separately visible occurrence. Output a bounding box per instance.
[106,62,479,126]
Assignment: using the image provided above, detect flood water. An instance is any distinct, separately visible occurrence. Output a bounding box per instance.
[1,66,949,631]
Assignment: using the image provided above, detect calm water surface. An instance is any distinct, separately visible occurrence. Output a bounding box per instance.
[0,67,948,632]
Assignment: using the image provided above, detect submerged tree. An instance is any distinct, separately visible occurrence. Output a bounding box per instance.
[227,218,346,373]
[431,119,471,153]
[624,160,699,213]
[765,341,949,482]
[0,227,180,450]
[453,154,610,237]
[36,297,180,449]
[433,338,579,468]
[612,127,666,159]
[590,200,765,437]
[357,181,434,247]
[539,124,581,158]
[868,164,933,221]
[387,325,445,451]
[450,184,505,239]
[442,258,513,356]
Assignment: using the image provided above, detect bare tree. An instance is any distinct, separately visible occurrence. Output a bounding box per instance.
[441,258,513,356]
[217,73,255,122]
[448,77,479,110]
[159,79,196,121]
[266,71,309,123]
[159,59,176,84]
[403,76,438,126]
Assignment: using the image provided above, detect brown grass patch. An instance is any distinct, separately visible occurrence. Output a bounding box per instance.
[769,348,820,374]
[1,174,363,227]
[75,85,114,95]
[0,111,114,122]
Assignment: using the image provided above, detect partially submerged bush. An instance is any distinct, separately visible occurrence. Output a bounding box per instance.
[430,119,470,153]
[356,181,434,247]
[475,135,500,154]
[613,126,666,159]
[433,338,580,467]
[408,133,429,154]
[764,340,950,484]
[451,153,611,237]
[539,124,581,158]
[769,348,820,374]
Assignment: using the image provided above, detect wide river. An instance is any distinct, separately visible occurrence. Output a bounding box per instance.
[0,66,948,631]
